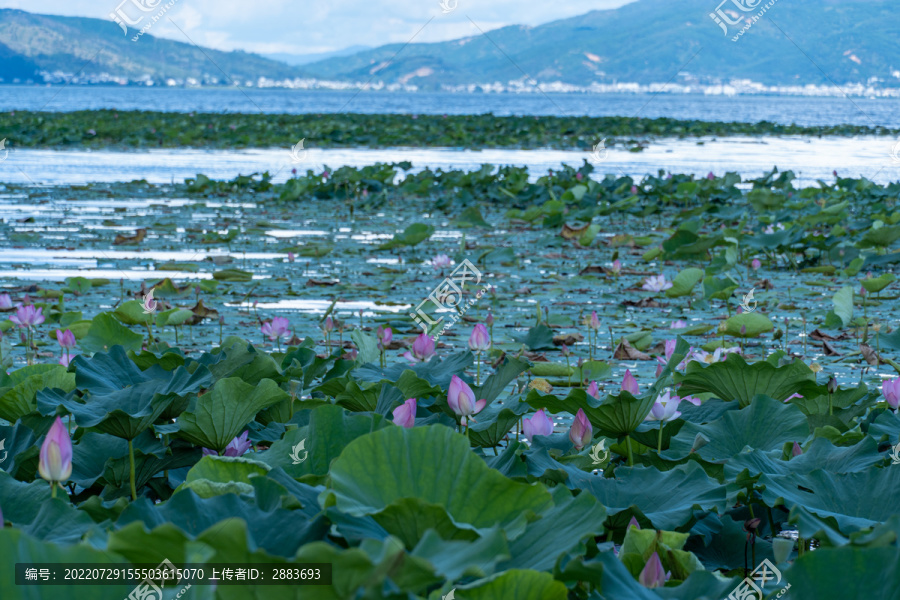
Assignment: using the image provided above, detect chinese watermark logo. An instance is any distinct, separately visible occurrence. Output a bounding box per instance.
[442,589,456,600]
[890,441,900,465]
[110,0,180,42]
[141,290,158,315]
[125,559,191,600]
[891,140,900,164]
[726,559,790,600]
[589,440,608,465]
[409,259,490,341]
[290,438,308,464]
[0,438,7,464]
[290,139,308,163]
[739,288,757,313]
[439,0,458,14]
[0,138,8,162]
[589,139,608,164]
[709,0,780,42]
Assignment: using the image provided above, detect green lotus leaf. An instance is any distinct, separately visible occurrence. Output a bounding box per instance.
[526,388,655,438]
[258,405,389,480]
[860,273,896,294]
[112,300,153,326]
[174,377,289,452]
[760,467,900,533]
[457,569,568,600]
[666,267,704,298]
[675,353,815,407]
[0,529,132,600]
[79,312,144,354]
[0,364,75,422]
[327,425,553,531]
[577,462,727,530]
[666,395,809,463]
[723,312,774,337]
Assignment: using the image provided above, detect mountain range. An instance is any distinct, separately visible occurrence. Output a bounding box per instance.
[1,0,898,90]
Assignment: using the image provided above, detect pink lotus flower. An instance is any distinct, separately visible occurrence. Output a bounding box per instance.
[0,294,12,309]
[611,259,622,275]
[576,172,583,181]
[10,304,44,328]
[59,354,74,367]
[377,326,393,349]
[39,416,72,484]
[392,398,417,428]
[589,311,600,330]
[523,408,553,441]
[403,333,435,363]
[485,312,494,326]
[569,408,592,450]
[751,258,761,270]
[56,329,76,349]
[323,316,335,333]
[287,252,295,263]
[883,378,900,409]
[645,391,700,423]
[586,381,599,399]
[629,516,641,530]
[662,339,677,361]
[706,172,715,180]
[631,185,639,195]
[261,317,290,341]
[468,324,490,352]
[670,320,687,329]
[621,369,639,395]
[431,254,452,269]
[203,431,252,457]
[642,275,672,293]
[792,442,803,457]
[447,375,485,418]
[639,551,670,589]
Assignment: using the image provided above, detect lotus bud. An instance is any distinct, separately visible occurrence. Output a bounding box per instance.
[792,442,802,457]
[468,324,490,352]
[621,369,639,395]
[882,377,900,409]
[523,409,554,442]
[638,552,669,589]
[751,258,761,270]
[39,416,73,485]
[772,537,794,564]
[392,398,417,428]
[485,312,494,327]
[590,311,600,330]
[586,381,599,399]
[447,375,485,418]
[628,516,641,530]
[568,409,592,450]
[827,376,838,395]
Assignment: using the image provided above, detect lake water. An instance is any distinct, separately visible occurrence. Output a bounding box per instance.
[2,136,897,188]
[3,86,900,128]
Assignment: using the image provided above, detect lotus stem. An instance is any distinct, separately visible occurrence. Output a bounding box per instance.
[50,481,57,499]
[625,435,634,466]
[658,424,664,454]
[476,351,481,387]
[128,439,137,500]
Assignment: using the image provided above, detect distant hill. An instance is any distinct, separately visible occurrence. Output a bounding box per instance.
[264,45,372,66]
[303,0,900,89]
[0,8,305,85]
[1,2,899,91]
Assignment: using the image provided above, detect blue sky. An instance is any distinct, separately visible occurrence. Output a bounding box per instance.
[4,0,636,56]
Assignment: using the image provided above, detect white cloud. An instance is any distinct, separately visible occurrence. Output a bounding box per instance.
[3,0,636,56]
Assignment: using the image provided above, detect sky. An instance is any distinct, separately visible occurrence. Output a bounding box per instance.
[1,0,636,57]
